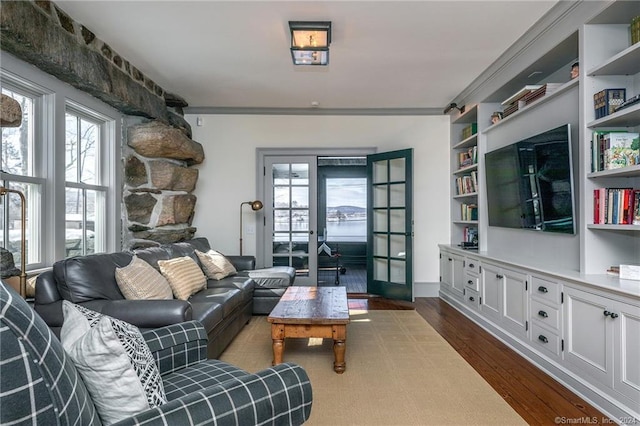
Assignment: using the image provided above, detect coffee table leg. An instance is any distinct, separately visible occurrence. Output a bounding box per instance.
[271,324,285,366]
[332,325,347,374]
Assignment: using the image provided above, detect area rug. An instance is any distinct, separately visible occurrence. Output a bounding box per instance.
[219,310,526,425]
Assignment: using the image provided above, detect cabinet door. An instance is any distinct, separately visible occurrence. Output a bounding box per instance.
[613,299,640,405]
[502,268,528,339]
[564,287,613,388]
[440,251,453,290]
[481,262,502,323]
[450,253,466,298]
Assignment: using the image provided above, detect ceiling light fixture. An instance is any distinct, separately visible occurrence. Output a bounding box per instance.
[443,103,465,114]
[289,21,331,66]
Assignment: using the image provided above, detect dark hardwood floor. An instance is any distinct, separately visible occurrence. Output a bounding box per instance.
[347,294,611,425]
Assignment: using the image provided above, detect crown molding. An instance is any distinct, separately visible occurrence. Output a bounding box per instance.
[184,107,442,116]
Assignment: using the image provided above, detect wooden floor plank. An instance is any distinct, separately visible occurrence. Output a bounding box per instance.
[414,297,610,425]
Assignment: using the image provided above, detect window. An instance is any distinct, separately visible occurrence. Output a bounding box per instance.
[65,109,107,257]
[1,54,120,270]
[1,86,44,267]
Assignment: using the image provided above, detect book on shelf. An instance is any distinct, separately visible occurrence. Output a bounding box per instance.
[522,83,564,105]
[593,88,626,119]
[461,203,478,221]
[461,123,477,140]
[591,131,639,172]
[501,85,542,107]
[456,174,478,195]
[462,226,478,245]
[458,146,477,168]
[593,188,637,225]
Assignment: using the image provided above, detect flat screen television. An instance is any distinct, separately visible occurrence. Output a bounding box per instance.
[485,124,575,234]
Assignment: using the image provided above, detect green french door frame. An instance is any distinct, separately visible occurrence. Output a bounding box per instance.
[367,149,413,301]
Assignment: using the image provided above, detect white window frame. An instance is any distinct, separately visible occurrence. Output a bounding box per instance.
[1,52,122,271]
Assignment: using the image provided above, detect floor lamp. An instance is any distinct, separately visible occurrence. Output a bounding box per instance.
[0,187,27,298]
[239,200,263,256]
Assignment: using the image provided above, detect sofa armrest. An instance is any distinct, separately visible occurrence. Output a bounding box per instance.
[100,300,192,328]
[225,255,256,271]
[142,321,208,375]
[113,363,313,426]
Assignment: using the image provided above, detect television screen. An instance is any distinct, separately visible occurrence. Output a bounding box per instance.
[485,124,575,234]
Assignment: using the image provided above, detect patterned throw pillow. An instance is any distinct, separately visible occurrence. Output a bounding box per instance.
[157,256,207,300]
[60,301,167,425]
[115,255,173,300]
[195,249,237,280]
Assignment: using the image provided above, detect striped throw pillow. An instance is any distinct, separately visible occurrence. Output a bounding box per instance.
[157,256,206,300]
[115,256,173,300]
[195,249,237,280]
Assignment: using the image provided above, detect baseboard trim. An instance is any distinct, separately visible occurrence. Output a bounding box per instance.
[414,281,440,298]
[438,290,638,423]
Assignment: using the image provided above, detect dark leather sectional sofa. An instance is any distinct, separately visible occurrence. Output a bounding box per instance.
[35,237,294,358]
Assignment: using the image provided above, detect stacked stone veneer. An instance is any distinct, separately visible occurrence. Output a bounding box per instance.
[124,120,204,249]
[1,1,205,248]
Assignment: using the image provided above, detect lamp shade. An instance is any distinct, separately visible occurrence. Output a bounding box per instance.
[289,21,331,66]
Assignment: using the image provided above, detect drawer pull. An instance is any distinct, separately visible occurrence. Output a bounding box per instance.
[496,274,503,279]
[538,310,548,318]
[604,311,619,319]
[468,263,475,268]
[538,286,548,293]
[467,280,473,285]
[538,335,548,344]
[469,296,475,302]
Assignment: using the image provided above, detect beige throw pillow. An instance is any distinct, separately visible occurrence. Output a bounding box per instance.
[196,249,237,280]
[157,256,206,300]
[115,256,173,300]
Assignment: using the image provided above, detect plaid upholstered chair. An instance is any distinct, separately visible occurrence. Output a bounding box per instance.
[0,280,312,425]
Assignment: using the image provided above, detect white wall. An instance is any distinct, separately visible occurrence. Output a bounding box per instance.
[185,114,450,286]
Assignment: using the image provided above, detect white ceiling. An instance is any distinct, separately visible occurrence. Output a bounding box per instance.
[55,1,559,112]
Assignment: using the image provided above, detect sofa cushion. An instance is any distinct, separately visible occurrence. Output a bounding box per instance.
[162,360,249,400]
[242,266,296,288]
[196,249,237,280]
[189,287,243,317]
[208,277,255,305]
[189,301,224,334]
[115,255,173,300]
[53,252,133,303]
[158,256,207,300]
[61,302,167,425]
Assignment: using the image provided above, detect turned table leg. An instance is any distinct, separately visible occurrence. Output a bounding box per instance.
[271,324,285,365]
[332,324,347,374]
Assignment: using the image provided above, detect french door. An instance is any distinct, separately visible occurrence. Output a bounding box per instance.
[367,149,413,301]
[263,156,317,286]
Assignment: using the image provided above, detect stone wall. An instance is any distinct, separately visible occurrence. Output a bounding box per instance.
[0,1,204,249]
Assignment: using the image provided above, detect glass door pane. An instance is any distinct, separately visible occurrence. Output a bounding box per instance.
[266,157,317,286]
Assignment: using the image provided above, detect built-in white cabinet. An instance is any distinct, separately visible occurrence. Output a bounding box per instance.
[564,285,640,411]
[439,245,640,421]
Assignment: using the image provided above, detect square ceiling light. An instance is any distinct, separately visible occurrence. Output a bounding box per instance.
[289,21,332,66]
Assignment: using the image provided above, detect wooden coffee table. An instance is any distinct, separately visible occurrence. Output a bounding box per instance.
[267,286,350,373]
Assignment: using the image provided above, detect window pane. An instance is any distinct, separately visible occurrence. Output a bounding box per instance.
[1,89,34,176]
[80,118,98,184]
[65,113,79,182]
[86,189,105,254]
[65,187,83,258]
[0,182,41,266]
[326,178,366,242]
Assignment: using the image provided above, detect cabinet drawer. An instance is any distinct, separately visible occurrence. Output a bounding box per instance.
[531,276,561,304]
[530,323,561,358]
[464,271,479,291]
[465,257,480,274]
[464,288,480,310]
[531,299,560,331]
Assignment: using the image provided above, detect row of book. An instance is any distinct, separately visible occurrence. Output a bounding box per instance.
[462,226,478,245]
[460,203,478,221]
[593,188,640,225]
[456,171,478,195]
[458,146,478,169]
[591,131,639,172]
[501,84,563,118]
[461,123,477,140]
